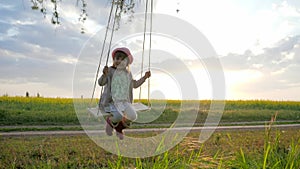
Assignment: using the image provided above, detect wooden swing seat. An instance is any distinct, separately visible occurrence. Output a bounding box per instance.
[87,102,150,118]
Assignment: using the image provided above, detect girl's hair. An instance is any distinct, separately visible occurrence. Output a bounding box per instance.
[127,64,130,73]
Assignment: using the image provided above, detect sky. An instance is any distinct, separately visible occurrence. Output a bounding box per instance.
[0,0,300,100]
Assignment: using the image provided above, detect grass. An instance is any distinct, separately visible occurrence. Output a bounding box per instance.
[0,96,78,125]
[1,97,300,168]
[1,96,300,127]
[1,126,299,168]
[229,113,300,169]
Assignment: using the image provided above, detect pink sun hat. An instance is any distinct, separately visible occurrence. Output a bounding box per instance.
[112,47,134,64]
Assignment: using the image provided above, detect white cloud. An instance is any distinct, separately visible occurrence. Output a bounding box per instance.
[6,27,19,37]
[252,64,263,69]
[0,49,26,59]
[273,1,300,17]
[0,3,15,10]
[283,51,295,60]
[271,67,287,75]
[59,56,78,64]
[272,51,295,64]
[12,19,37,25]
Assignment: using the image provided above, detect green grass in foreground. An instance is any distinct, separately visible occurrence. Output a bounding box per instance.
[1,96,300,126]
[1,125,299,168]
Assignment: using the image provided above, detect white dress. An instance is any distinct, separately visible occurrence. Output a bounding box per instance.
[111,69,131,113]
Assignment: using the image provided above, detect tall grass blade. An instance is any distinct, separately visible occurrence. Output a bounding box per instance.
[240,148,246,164]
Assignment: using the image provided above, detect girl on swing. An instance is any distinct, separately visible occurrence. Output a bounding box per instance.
[98,47,151,140]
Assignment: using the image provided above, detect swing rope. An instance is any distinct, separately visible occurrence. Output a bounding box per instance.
[139,0,149,101]
[105,2,120,66]
[147,0,153,107]
[90,0,119,107]
[139,0,153,107]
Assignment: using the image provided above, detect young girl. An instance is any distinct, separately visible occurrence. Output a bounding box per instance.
[98,47,151,139]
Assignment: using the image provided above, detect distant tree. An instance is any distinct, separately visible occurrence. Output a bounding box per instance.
[37,92,40,98]
[26,91,30,97]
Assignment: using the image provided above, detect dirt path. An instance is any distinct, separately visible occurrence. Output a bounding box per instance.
[1,120,299,129]
[1,124,300,137]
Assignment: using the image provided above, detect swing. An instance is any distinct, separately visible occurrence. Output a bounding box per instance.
[87,0,153,118]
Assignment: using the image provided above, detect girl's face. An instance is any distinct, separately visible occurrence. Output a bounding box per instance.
[114,51,129,69]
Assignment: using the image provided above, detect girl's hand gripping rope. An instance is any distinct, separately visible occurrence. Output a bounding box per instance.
[144,71,151,79]
[102,66,109,75]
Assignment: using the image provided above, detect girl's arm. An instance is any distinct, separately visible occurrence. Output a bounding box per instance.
[98,75,107,86]
[98,66,109,86]
[132,71,151,88]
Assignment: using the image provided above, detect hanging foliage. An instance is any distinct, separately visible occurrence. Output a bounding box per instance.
[30,0,86,32]
[29,0,140,33]
[77,0,88,33]
[113,0,137,30]
[30,0,62,26]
